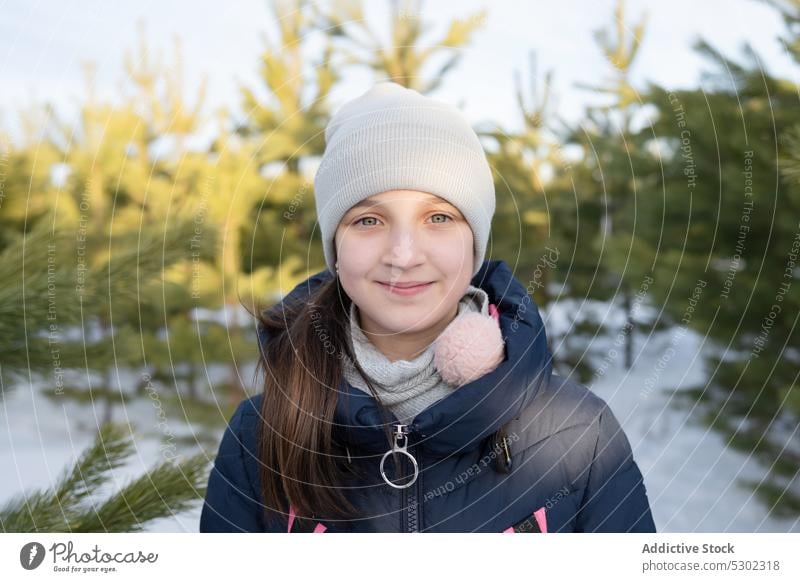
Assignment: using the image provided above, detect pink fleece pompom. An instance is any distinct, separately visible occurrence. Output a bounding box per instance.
[433,304,505,387]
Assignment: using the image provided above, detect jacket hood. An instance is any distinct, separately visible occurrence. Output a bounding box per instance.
[257,259,554,458]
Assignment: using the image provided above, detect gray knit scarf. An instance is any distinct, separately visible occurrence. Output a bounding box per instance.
[342,285,490,423]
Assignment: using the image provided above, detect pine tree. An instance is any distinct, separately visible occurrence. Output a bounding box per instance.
[316,0,486,93]
[632,4,800,516]
[564,0,652,372]
[478,52,592,376]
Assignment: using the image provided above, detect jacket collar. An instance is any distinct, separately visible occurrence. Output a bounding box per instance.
[259,259,554,458]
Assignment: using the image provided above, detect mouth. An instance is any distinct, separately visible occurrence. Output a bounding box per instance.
[376,281,434,296]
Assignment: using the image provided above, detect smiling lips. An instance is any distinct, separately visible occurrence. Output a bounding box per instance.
[377,281,434,296]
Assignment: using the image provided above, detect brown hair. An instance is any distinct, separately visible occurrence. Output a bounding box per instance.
[253,273,394,526]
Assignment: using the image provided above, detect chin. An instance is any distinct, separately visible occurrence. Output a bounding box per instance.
[373,312,429,332]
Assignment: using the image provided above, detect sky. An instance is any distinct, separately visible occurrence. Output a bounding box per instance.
[1,0,797,142]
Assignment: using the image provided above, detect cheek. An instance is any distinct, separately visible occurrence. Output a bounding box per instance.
[334,231,376,299]
[431,227,474,270]
[336,232,378,276]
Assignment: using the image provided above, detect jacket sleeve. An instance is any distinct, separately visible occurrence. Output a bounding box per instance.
[199,401,280,532]
[574,403,657,532]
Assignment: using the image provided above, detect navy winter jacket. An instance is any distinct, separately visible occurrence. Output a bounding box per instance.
[199,259,656,533]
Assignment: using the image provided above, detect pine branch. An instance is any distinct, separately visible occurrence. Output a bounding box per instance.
[0,423,211,532]
[69,452,209,532]
[0,423,131,532]
[780,125,800,181]
[54,424,134,507]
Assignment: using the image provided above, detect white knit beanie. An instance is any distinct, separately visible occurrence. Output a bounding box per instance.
[313,82,495,277]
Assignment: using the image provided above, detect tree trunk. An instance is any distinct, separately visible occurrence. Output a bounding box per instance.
[623,285,634,370]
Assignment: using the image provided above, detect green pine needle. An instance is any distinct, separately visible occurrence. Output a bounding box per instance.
[0,423,211,533]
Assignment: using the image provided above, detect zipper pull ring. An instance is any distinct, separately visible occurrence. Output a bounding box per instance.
[380,424,419,489]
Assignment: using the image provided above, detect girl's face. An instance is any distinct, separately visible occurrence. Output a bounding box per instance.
[334,189,474,354]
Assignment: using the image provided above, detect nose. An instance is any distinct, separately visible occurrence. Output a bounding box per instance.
[382,230,425,274]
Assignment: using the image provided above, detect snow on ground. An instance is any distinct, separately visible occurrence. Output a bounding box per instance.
[0,365,235,532]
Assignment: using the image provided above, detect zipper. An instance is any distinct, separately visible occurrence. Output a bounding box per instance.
[400,424,409,532]
[381,423,422,532]
[401,474,406,532]
[400,423,421,533]
[407,440,422,532]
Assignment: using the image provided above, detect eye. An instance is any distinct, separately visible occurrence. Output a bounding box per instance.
[430,213,454,223]
[355,216,380,227]
[352,213,453,227]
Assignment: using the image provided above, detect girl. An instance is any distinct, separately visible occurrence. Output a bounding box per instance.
[199,82,656,533]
